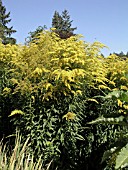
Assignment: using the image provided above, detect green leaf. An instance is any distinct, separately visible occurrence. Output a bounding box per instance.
[88,116,127,126]
[105,90,128,102]
[75,134,85,141]
[105,91,120,99]
[120,91,128,102]
[115,143,128,169]
[60,133,64,143]
[101,147,117,163]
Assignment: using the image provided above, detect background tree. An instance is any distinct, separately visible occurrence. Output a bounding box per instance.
[0,0,16,44]
[112,51,128,60]
[25,25,47,44]
[52,10,77,39]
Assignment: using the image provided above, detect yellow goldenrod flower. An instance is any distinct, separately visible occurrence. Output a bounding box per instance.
[87,98,99,104]
[117,99,123,107]
[123,105,128,110]
[50,27,56,31]
[9,109,24,117]
[63,112,76,121]
[33,67,42,75]
[3,87,11,95]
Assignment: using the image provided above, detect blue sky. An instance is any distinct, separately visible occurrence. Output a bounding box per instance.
[3,0,128,56]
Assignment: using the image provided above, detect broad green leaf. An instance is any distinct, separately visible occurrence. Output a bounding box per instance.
[115,143,128,169]
[88,116,127,126]
[105,91,120,99]
[120,92,128,102]
[101,147,117,163]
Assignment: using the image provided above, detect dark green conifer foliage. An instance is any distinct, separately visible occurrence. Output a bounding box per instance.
[113,51,128,60]
[0,0,16,44]
[52,10,77,39]
[25,25,47,44]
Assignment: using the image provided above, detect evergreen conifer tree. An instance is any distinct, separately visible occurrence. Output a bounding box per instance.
[0,0,16,44]
[25,25,47,44]
[52,10,77,39]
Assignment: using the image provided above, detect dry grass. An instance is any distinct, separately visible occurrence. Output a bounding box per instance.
[0,133,52,170]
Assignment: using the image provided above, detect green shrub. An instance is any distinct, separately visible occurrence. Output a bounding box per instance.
[1,31,128,169]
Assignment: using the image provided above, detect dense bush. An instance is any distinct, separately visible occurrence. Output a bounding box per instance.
[0,30,128,169]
